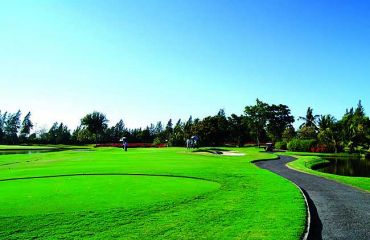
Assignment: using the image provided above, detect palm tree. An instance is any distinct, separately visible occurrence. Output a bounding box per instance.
[317,115,340,153]
[318,114,336,130]
[298,107,320,129]
[81,111,108,144]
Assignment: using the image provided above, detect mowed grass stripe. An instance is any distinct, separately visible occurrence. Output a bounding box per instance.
[0,147,306,239]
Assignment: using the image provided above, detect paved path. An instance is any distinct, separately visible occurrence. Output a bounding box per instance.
[255,155,370,240]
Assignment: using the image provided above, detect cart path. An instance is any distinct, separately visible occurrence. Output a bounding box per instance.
[255,155,370,240]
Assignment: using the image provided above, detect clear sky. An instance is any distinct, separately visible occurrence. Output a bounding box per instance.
[1,0,370,130]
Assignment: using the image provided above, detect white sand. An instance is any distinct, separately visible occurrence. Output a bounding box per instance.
[220,151,245,156]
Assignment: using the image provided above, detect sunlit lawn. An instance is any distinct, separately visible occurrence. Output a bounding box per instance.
[0,147,305,239]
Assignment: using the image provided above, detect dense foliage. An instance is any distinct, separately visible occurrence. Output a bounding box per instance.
[287,139,317,152]
[1,100,369,152]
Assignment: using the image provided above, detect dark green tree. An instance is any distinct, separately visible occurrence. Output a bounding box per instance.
[140,126,153,143]
[169,119,184,146]
[4,110,21,144]
[244,99,269,147]
[298,107,320,129]
[184,116,193,139]
[227,114,249,146]
[192,110,229,146]
[317,115,341,152]
[282,126,296,142]
[74,126,94,144]
[318,114,336,130]
[164,119,173,141]
[214,109,229,145]
[266,104,295,142]
[112,119,126,142]
[339,101,369,152]
[81,111,108,143]
[297,107,320,140]
[20,111,34,139]
[0,111,7,143]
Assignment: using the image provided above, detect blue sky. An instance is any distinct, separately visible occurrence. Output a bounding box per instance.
[1,0,369,130]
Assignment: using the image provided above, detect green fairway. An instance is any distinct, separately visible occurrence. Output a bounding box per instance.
[0,175,219,217]
[0,147,306,239]
[287,155,370,192]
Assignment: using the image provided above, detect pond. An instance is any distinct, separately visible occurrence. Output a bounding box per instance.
[0,149,62,155]
[313,155,370,177]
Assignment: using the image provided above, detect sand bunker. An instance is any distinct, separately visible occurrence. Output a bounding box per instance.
[219,151,245,156]
[193,149,245,156]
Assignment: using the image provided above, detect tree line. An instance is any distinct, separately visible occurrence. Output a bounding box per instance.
[1,99,369,153]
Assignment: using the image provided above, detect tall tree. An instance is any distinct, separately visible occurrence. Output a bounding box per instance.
[20,111,34,138]
[340,101,369,152]
[282,125,296,142]
[56,123,71,144]
[193,111,229,146]
[112,119,126,142]
[184,116,193,139]
[140,126,153,143]
[244,99,269,147]
[298,107,320,129]
[81,111,108,143]
[169,119,184,146]
[266,104,295,142]
[215,109,229,145]
[154,121,163,137]
[165,119,173,141]
[318,114,336,131]
[298,107,320,140]
[4,110,21,144]
[228,114,249,146]
[317,115,340,152]
[0,111,7,143]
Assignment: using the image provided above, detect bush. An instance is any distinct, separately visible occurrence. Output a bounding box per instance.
[153,137,162,145]
[275,141,287,150]
[287,139,316,152]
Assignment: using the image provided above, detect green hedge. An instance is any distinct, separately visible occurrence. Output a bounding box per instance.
[287,139,316,152]
[275,141,287,150]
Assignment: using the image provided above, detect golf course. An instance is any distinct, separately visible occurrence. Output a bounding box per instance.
[0,147,306,239]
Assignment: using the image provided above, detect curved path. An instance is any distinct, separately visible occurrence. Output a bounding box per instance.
[255,155,370,240]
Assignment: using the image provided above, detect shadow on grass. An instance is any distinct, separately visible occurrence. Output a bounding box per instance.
[0,173,219,184]
[192,148,231,155]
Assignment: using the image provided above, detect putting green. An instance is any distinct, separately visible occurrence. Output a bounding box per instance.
[0,175,220,217]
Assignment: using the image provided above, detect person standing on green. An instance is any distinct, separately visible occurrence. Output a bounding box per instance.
[124,140,128,152]
[121,137,128,152]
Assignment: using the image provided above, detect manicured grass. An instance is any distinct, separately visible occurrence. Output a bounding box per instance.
[0,147,306,239]
[286,155,370,192]
[0,175,219,217]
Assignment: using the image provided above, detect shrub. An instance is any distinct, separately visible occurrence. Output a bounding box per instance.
[287,139,316,152]
[275,141,287,150]
[153,137,162,146]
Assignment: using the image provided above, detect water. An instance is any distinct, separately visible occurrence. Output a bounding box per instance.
[0,149,61,155]
[313,156,370,177]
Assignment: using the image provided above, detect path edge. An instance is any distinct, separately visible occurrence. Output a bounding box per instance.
[253,155,311,240]
[291,181,311,240]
